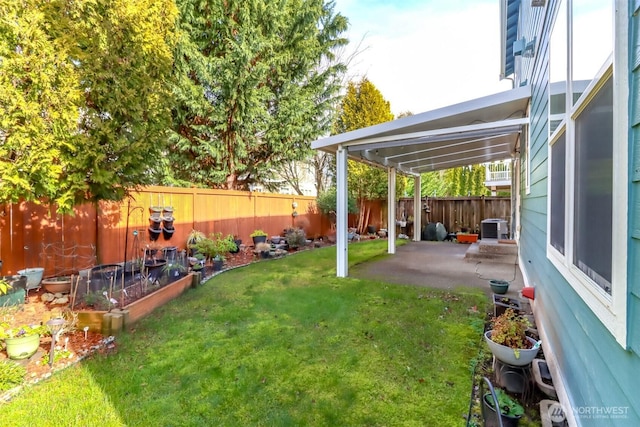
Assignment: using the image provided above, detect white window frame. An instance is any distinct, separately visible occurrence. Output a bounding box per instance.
[546,0,628,347]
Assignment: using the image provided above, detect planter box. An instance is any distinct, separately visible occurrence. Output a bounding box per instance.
[456,233,478,244]
[76,273,195,335]
[492,294,523,317]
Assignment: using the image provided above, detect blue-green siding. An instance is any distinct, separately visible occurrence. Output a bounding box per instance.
[516,1,640,426]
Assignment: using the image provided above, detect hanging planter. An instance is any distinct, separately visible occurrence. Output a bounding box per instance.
[148,227,161,241]
[149,216,162,230]
[162,227,175,240]
[149,206,163,219]
[162,216,174,229]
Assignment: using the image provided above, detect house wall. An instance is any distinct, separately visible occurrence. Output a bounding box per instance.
[516,1,640,425]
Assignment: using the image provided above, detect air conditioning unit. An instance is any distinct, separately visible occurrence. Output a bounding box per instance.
[481,219,509,239]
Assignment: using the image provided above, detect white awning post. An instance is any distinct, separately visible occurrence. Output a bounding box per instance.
[336,145,348,277]
[387,167,396,254]
[413,175,422,241]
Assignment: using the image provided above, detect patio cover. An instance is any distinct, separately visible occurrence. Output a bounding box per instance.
[312,85,531,277]
[312,84,531,176]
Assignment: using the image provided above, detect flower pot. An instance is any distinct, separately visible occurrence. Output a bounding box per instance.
[252,235,267,245]
[489,279,510,295]
[162,216,174,229]
[212,259,224,271]
[17,267,44,290]
[41,276,72,294]
[229,239,242,254]
[5,334,41,360]
[149,206,163,219]
[162,227,175,240]
[456,233,478,244]
[149,216,162,230]
[484,331,539,366]
[482,393,522,427]
[148,227,161,241]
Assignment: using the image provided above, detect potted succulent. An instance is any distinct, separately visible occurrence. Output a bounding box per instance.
[484,308,540,366]
[250,229,268,245]
[0,323,48,360]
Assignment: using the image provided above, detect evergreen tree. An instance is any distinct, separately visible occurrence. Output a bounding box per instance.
[0,0,178,212]
[167,0,348,190]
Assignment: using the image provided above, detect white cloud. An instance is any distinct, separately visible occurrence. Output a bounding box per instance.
[335,0,513,116]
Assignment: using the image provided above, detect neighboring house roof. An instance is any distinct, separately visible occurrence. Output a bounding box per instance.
[500,0,521,79]
[312,85,530,175]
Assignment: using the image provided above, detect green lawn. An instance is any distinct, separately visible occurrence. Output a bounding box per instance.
[0,240,488,426]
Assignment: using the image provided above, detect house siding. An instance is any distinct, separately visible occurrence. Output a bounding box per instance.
[517,1,640,425]
[628,3,640,356]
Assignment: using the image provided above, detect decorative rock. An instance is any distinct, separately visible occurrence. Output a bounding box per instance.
[52,296,69,305]
[41,293,55,302]
[54,292,64,299]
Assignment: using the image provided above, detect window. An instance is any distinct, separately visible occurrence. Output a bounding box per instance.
[549,131,565,254]
[546,0,627,346]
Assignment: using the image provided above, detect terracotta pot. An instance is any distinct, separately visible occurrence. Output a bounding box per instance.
[41,277,72,294]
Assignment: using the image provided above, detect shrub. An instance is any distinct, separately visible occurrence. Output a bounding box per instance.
[315,188,358,216]
[194,233,237,260]
[285,228,306,249]
[250,229,268,238]
[0,360,26,392]
[490,308,532,349]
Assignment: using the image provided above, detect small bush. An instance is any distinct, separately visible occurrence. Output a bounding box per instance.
[285,228,306,249]
[0,360,26,392]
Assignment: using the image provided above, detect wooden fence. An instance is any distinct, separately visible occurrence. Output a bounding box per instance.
[0,190,510,278]
[396,196,512,236]
[0,186,331,277]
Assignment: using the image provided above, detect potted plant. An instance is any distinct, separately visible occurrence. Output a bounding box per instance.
[482,384,524,427]
[212,255,225,271]
[489,279,510,295]
[41,276,73,294]
[186,229,206,256]
[285,227,306,250]
[250,229,268,245]
[0,323,48,360]
[255,242,272,259]
[162,262,187,282]
[484,308,540,366]
[194,233,236,265]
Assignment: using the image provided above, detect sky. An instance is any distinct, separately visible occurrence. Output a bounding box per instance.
[333,0,514,116]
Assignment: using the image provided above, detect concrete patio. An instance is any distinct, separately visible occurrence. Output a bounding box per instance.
[351,240,525,299]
